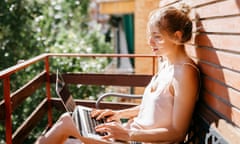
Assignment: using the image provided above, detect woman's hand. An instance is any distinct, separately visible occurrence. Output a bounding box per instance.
[95,122,130,142]
[91,109,121,122]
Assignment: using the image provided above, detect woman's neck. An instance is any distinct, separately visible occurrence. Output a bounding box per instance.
[164,45,190,65]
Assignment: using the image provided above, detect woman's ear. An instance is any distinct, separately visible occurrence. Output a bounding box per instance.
[174,31,183,42]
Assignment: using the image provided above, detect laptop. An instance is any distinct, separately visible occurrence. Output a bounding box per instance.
[55,70,128,143]
[55,70,76,112]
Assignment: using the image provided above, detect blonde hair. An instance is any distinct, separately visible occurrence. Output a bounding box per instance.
[148,4,192,43]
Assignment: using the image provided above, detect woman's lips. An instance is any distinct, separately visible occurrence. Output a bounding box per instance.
[152,47,158,52]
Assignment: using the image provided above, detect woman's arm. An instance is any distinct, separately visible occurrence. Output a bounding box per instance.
[118,105,140,119]
[91,105,140,122]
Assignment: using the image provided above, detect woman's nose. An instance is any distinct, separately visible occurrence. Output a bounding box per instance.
[148,37,156,46]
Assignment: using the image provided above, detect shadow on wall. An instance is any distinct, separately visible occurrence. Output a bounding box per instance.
[194,12,230,121]
[236,0,240,10]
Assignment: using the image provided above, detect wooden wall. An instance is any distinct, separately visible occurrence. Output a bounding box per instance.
[98,0,135,14]
[134,0,160,94]
[158,0,240,138]
[134,0,160,75]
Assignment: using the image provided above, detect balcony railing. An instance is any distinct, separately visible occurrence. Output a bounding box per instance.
[0,53,157,144]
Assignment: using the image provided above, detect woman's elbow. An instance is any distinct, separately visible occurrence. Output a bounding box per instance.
[173,129,188,142]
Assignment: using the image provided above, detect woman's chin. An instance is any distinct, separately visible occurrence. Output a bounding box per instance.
[152,50,164,56]
[152,51,160,56]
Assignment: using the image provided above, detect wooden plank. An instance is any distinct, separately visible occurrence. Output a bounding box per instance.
[203,77,240,109]
[197,103,240,143]
[50,73,152,87]
[12,99,48,144]
[51,98,97,111]
[159,0,179,7]
[197,16,240,33]
[197,102,221,124]
[193,34,240,53]
[195,0,240,18]
[11,71,46,110]
[199,62,240,90]
[191,0,225,7]
[216,119,240,144]
[51,98,137,111]
[0,71,46,120]
[202,91,240,127]
[134,0,160,94]
[202,91,231,120]
[185,45,240,71]
[98,0,135,14]
[0,54,47,78]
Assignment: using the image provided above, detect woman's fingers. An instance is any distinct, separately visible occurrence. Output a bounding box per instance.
[96,109,113,120]
[91,109,101,117]
[94,125,111,140]
[95,123,112,133]
[96,122,130,142]
[95,122,120,137]
[91,109,115,121]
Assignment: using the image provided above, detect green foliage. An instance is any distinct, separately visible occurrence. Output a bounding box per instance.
[0,0,42,69]
[0,0,113,143]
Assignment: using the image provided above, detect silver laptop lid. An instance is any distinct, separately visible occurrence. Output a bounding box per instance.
[55,70,76,112]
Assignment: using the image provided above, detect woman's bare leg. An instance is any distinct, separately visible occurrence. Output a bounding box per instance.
[35,113,82,144]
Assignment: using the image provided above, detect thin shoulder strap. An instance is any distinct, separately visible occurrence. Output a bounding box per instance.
[183,63,200,73]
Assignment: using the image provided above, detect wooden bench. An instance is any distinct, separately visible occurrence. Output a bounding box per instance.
[158,0,240,143]
[95,93,237,144]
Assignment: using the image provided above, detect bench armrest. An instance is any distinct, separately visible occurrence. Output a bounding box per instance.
[96,93,142,109]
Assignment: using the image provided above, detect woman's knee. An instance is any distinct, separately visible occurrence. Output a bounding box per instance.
[59,112,72,121]
[58,113,76,131]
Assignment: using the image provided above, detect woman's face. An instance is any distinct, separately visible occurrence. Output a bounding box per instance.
[147,25,174,56]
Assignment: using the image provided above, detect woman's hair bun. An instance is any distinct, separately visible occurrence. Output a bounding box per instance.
[178,3,191,15]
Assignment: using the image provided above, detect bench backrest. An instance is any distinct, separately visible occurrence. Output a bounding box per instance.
[159,0,240,143]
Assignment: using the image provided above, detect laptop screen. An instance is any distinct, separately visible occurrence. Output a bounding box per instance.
[56,70,76,112]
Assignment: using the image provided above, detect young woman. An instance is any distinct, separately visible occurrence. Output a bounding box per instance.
[36,5,200,144]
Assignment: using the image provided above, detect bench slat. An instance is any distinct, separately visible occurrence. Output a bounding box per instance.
[195,0,240,18]
[192,34,240,53]
[199,62,240,90]
[196,103,240,144]
[202,90,240,127]
[203,77,240,109]
[191,0,226,7]
[196,16,240,33]
[186,45,240,71]
[159,0,179,7]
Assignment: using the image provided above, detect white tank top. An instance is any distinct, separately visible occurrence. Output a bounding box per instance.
[130,61,199,130]
[130,61,174,130]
